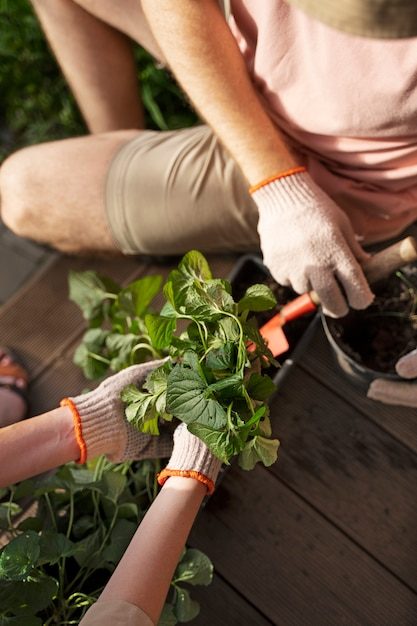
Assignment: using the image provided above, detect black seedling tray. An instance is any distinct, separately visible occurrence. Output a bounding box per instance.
[228,254,320,389]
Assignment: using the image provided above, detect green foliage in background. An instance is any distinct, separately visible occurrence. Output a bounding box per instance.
[0,0,197,161]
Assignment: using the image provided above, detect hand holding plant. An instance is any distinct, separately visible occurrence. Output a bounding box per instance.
[70,251,281,471]
[61,360,172,462]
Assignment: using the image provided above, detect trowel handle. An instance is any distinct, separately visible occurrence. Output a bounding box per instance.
[361,236,417,285]
[308,236,417,305]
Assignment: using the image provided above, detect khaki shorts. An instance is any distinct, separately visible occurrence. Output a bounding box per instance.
[105,125,260,255]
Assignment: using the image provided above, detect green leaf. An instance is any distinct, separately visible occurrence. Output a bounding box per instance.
[166,366,227,429]
[246,373,277,401]
[145,314,176,350]
[37,532,76,566]
[178,250,212,282]
[174,549,213,586]
[120,384,144,404]
[0,502,22,530]
[207,374,244,399]
[0,616,42,626]
[238,284,277,313]
[206,342,236,370]
[69,270,119,321]
[73,328,110,379]
[74,528,103,568]
[174,587,200,622]
[102,472,127,503]
[0,532,40,581]
[102,519,136,565]
[238,436,279,470]
[0,573,58,615]
[106,333,144,372]
[158,603,177,626]
[187,423,236,463]
[117,275,162,317]
[117,503,139,520]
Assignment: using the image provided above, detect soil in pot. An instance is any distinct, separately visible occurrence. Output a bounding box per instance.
[326,265,417,374]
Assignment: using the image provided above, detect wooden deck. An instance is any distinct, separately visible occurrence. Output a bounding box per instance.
[1,252,416,625]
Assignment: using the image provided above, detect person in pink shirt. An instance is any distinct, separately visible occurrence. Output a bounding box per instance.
[1,0,417,405]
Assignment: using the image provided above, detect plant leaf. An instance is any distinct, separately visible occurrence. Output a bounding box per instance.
[238,284,276,313]
[68,270,119,321]
[116,275,162,317]
[174,587,200,623]
[158,603,177,626]
[145,314,176,350]
[246,373,277,401]
[0,532,40,581]
[166,366,226,429]
[238,435,279,470]
[187,423,236,463]
[174,549,213,586]
[37,532,76,566]
[178,250,212,282]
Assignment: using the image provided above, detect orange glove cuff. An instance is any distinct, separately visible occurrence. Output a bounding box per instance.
[157,469,215,495]
[249,165,306,194]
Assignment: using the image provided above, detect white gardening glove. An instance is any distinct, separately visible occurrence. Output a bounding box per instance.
[61,360,173,463]
[367,349,417,407]
[157,423,222,495]
[252,169,375,317]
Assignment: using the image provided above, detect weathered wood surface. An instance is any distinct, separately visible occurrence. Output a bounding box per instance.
[190,467,417,625]
[2,253,417,625]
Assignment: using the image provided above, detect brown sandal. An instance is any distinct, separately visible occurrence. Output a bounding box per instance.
[0,347,30,420]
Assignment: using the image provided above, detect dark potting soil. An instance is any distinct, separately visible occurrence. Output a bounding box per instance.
[327,265,417,374]
[231,257,315,367]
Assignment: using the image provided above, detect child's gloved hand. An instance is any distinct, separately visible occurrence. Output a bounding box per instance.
[157,423,222,495]
[61,360,172,463]
[367,349,417,407]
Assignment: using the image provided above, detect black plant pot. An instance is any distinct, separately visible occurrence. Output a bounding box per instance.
[321,311,402,393]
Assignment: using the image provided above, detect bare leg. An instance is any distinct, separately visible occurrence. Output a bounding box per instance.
[0,406,79,488]
[31,0,164,133]
[0,130,139,253]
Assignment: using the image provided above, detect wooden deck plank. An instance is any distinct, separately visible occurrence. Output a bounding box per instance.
[0,255,144,378]
[192,574,272,626]
[300,325,417,453]
[269,364,417,591]
[190,467,417,625]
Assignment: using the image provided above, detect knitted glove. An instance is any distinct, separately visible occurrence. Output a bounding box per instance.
[367,349,417,407]
[157,423,222,495]
[61,360,172,463]
[252,168,374,318]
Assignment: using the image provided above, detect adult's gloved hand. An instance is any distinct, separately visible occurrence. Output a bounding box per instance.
[367,349,417,406]
[157,423,222,495]
[61,359,172,463]
[252,168,375,317]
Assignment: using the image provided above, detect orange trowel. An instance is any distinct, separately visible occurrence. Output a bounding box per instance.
[258,236,417,357]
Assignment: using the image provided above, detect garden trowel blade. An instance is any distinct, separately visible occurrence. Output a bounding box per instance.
[259,315,289,357]
[259,292,319,357]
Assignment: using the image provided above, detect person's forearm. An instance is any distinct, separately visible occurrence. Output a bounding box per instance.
[0,407,79,487]
[142,0,297,184]
[98,476,206,624]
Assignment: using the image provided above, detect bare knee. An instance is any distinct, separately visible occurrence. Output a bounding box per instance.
[0,148,40,239]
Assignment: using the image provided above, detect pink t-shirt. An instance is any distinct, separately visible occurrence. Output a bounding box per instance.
[230,0,417,243]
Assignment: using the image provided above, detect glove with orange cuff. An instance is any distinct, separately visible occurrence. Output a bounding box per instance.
[251,166,374,318]
[158,423,222,495]
[60,360,172,463]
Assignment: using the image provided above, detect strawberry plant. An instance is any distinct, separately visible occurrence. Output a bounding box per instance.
[70,251,281,470]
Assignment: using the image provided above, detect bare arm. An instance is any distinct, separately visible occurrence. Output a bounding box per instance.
[141,0,297,184]
[0,407,79,488]
[93,477,206,625]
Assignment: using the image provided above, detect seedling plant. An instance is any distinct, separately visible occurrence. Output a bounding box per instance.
[70,251,281,470]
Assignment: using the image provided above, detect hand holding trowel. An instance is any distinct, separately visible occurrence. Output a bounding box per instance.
[259,236,417,357]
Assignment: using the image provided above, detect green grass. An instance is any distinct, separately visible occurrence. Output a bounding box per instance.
[0,0,197,162]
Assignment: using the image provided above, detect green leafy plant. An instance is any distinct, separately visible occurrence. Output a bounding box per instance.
[70,251,281,470]
[0,458,212,624]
